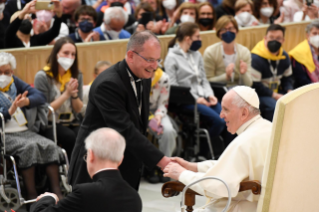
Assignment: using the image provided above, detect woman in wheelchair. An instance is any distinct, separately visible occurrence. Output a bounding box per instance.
[164,22,226,154]
[0,52,63,200]
[34,37,83,158]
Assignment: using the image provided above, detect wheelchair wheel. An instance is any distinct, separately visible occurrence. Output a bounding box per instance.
[0,187,21,211]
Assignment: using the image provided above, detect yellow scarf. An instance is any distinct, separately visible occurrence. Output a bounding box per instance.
[88,80,94,85]
[43,65,72,92]
[289,39,315,73]
[150,68,164,96]
[0,77,14,92]
[251,39,286,61]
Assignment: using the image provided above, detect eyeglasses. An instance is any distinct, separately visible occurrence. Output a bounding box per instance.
[83,153,87,162]
[132,51,163,64]
[220,27,236,33]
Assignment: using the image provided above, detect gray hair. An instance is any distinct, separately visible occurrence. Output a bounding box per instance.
[103,6,128,25]
[94,60,112,75]
[85,128,126,163]
[126,30,160,52]
[0,52,16,69]
[232,92,260,116]
[306,19,319,34]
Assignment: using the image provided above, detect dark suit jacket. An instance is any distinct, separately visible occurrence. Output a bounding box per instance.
[31,170,142,212]
[68,59,164,189]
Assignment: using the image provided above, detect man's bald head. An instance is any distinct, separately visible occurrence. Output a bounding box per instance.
[61,0,81,15]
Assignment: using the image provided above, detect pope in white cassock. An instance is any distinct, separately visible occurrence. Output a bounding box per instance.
[163,86,272,212]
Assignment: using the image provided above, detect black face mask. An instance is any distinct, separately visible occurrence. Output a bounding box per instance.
[110,2,124,7]
[267,40,281,53]
[198,18,213,27]
[19,19,32,35]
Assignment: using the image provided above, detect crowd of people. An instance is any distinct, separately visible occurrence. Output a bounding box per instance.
[0,0,319,210]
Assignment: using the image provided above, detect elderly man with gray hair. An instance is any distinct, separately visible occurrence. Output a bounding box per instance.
[31,128,142,212]
[289,19,319,89]
[164,86,272,212]
[94,6,131,40]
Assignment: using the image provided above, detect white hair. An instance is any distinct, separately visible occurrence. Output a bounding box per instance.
[85,128,126,163]
[0,52,16,69]
[103,6,128,25]
[232,92,260,116]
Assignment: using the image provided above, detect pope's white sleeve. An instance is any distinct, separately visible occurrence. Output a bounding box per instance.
[179,170,206,195]
[197,160,218,173]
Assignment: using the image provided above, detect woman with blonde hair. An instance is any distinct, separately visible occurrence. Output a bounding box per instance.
[203,15,253,87]
[234,0,259,27]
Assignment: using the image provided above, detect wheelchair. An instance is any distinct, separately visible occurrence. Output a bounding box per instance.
[0,106,71,211]
[168,83,228,161]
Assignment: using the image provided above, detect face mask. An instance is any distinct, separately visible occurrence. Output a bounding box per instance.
[310,35,319,48]
[190,40,202,51]
[267,40,281,53]
[0,3,5,14]
[260,7,274,18]
[57,56,74,71]
[180,15,195,23]
[198,18,213,27]
[106,29,121,39]
[79,20,94,33]
[19,19,32,35]
[162,0,176,10]
[36,10,53,23]
[236,12,251,26]
[221,31,236,43]
[0,75,12,89]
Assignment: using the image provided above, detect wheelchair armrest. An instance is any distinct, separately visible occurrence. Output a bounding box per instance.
[162,181,201,198]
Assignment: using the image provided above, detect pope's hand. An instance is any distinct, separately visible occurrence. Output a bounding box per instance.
[171,157,198,172]
[163,162,186,180]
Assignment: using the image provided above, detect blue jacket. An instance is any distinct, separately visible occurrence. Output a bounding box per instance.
[291,58,312,89]
[251,51,294,97]
[93,26,131,40]
[1,76,46,122]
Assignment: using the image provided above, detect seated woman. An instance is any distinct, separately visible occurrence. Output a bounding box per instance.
[4,0,63,49]
[289,20,319,88]
[165,22,226,155]
[203,16,253,87]
[214,0,236,20]
[253,0,283,24]
[0,52,63,200]
[34,37,83,158]
[126,2,169,35]
[234,0,259,27]
[198,2,215,31]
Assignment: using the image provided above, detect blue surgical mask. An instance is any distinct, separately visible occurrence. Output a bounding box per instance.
[190,40,202,51]
[221,31,236,44]
[79,20,94,33]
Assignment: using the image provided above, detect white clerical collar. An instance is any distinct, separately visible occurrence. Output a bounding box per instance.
[236,115,261,135]
[94,168,117,175]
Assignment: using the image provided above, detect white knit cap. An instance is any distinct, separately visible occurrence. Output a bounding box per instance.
[232,86,259,109]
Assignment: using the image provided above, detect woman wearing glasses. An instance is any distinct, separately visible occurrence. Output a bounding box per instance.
[165,22,226,157]
[204,15,253,88]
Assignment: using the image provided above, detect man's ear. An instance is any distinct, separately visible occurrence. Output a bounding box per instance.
[93,21,96,27]
[88,149,95,163]
[126,50,134,63]
[241,107,249,120]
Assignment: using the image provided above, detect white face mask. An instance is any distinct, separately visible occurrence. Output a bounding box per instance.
[0,75,12,89]
[236,12,252,26]
[106,29,121,39]
[180,14,195,23]
[314,0,319,8]
[57,56,74,71]
[162,0,176,10]
[310,35,319,48]
[260,7,274,18]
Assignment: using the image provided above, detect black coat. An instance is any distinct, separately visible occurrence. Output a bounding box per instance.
[68,59,164,190]
[31,170,142,212]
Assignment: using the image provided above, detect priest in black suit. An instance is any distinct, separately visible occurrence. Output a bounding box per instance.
[31,128,142,212]
[68,30,171,190]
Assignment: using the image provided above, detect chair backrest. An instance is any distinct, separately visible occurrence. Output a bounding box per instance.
[168,86,194,106]
[257,83,319,212]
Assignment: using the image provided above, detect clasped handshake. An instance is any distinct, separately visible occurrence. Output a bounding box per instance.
[161,157,198,181]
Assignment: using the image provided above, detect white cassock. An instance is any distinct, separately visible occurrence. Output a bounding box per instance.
[178,115,272,212]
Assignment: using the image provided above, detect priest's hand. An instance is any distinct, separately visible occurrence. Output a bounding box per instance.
[163,162,186,180]
[36,192,59,204]
[171,157,198,172]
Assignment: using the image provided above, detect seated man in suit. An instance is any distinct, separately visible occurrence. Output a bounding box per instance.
[31,128,142,212]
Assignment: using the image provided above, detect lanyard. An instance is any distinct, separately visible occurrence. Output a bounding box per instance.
[127,70,142,114]
[268,59,280,81]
